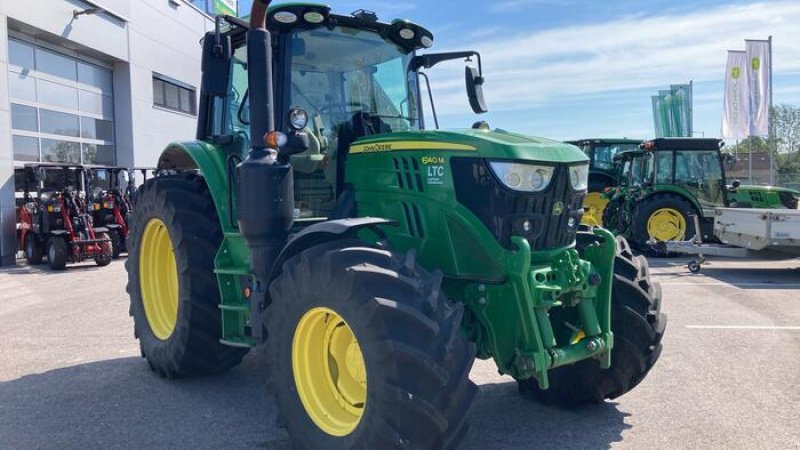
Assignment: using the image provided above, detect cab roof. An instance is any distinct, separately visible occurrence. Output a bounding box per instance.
[643,138,723,151]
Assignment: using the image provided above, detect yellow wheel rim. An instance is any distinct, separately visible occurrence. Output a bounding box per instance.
[139,218,179,340]
[582,192,609,227]
[647,208,687,241]
[293,307,366,436]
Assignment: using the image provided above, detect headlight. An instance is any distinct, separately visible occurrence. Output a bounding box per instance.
[288,107,308,130]
[569,163,589,191]
[489,161,554,192]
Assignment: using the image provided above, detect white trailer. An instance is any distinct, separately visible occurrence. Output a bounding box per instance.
[664,208,800,272]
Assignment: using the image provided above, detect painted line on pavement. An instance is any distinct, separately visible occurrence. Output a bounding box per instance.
[686,325,800,330]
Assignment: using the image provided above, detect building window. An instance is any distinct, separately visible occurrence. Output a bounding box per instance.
[6,37,116,165]
[153,75,196,115]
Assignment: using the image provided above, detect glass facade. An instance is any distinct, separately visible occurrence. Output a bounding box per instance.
[7,38,115,165]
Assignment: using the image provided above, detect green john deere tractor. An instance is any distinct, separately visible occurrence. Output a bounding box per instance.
[126,2,666,447]
[565,138,642,226]
[602,138,800,253]
[600,148,647,237]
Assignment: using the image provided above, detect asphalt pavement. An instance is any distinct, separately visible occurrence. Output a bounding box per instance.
[1,256,798,449]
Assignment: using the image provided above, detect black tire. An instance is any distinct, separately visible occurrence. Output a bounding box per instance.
[601,198,623,233]
[47,237,68,270]
[109,229,122,259]
[518,234,667,407]
[94,232,113,267]
[25,235,44,265]
[126,173,248,378]
[267,240,477,449]
[630,193,696,255]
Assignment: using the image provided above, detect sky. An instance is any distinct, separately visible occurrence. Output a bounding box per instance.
[238,0,800,141]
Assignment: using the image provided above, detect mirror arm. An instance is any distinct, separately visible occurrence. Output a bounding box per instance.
[410,51,482,74]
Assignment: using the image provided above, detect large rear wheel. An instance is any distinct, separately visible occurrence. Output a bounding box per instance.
[126,173,248,378]
[267,241,477,449]
[631,193,696,254]
[582,191,610,227]
[517,234,666,407]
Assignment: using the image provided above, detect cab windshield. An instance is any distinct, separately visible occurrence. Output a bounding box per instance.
[588,144,640,171]
[288,26,420,144]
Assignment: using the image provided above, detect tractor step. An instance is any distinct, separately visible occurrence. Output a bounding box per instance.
[214,267,251,276]
[218,303,249,313]
[219,336,257,348]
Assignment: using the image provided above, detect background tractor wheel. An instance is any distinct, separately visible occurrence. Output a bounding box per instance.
[94,232,113,267]
[109,229,122,259]
[126,173,248,378]
[267,240,477,449]
[630,193,696,255]
[518,234,666,407]
[25,235,43,265]
[582,191,610,227]
[47,237,67,270]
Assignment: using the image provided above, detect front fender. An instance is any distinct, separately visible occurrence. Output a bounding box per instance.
[268,217,396,281]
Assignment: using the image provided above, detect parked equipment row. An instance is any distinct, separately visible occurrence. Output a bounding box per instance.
[15,164,155,270]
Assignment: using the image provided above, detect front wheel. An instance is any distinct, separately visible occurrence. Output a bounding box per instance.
[267,241,477,449]
[47,237,68,270]
[25,235,44,265]
[108,229,122,259]
[94,232,113,266]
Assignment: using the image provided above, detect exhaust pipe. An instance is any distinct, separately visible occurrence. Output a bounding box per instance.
[236,0,294,341]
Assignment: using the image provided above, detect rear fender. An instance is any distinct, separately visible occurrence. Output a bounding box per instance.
[156,141,235,232]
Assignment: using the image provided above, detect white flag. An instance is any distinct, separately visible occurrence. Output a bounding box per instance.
[745,39,771,136]
[721,50,750,139]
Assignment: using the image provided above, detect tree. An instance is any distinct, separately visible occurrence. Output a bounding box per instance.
[771,104,800,155]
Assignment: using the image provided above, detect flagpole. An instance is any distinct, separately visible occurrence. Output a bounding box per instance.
[768,36,775,186]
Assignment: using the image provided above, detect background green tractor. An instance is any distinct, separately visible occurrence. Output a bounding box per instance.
[600,148,647,236]
[125,2,666,448]
[602,138,800,253]
[565,138,642,226]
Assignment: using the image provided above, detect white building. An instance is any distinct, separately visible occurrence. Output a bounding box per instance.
[0,0,235,265]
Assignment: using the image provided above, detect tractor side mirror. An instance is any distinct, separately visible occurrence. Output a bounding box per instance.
[201,31,232,98]
[465,66,487,114]
[722,152,736,168]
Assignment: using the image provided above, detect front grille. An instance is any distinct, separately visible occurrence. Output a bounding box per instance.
[451,158,585,251]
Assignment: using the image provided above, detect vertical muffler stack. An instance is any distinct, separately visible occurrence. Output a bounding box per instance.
[236,0,290,303]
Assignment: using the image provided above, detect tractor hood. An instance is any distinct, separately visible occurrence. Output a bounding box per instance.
[350,129,589,164]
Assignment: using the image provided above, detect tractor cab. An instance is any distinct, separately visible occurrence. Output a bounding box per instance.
[639,138,728,212]
[178,5,487,223]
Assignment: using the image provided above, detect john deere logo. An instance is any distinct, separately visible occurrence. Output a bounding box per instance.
[752,57,760,70]
[552,201,564,216]
[731,67,741,79]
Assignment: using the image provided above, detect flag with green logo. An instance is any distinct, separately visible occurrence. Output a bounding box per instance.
[652,96,666,137]
[721,50,750,139]
[745,39,770,136]
[213,0,237,16]
[670,84,692,137]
